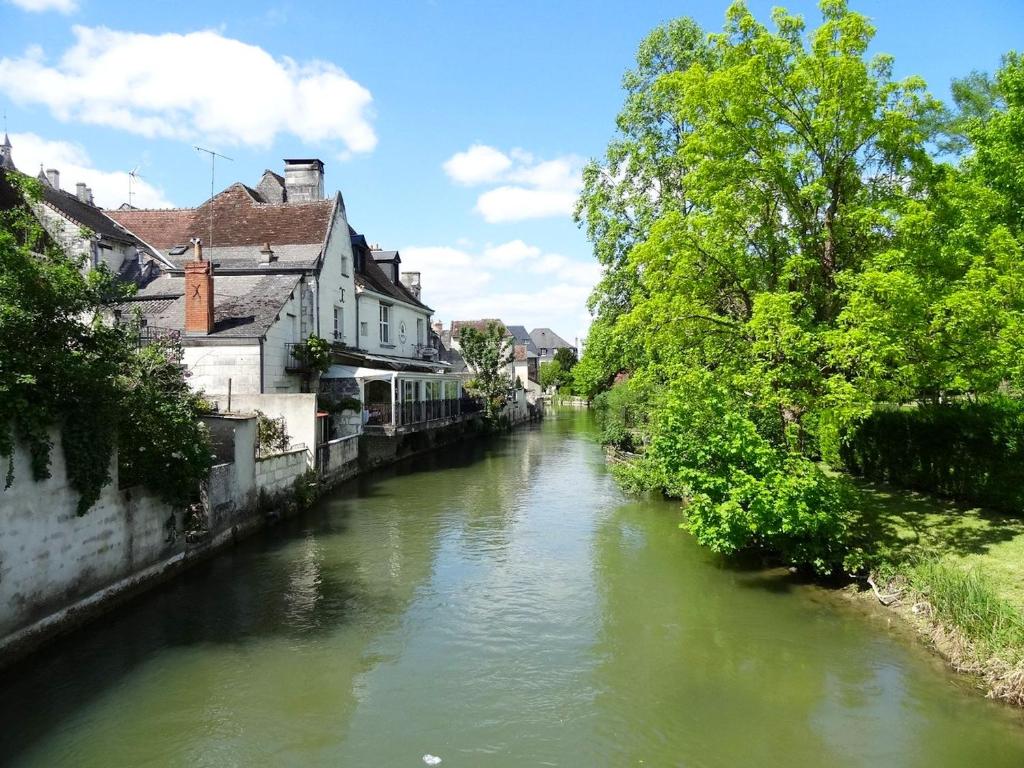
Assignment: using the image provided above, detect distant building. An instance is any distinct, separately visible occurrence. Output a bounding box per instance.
[529,327,577,365]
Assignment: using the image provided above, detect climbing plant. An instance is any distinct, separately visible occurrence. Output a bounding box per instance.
[1,172,211,513]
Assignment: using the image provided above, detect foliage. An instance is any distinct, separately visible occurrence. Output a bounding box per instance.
[593,377,650,451]
[539,359,569,390]
[255,410,290,455]
[1,172,210,513]
[458,322,514,418]
[293,333,332,392]
[616,371,852,572]
[839,400,1024,514]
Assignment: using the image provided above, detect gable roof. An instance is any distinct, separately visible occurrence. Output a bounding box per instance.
[529,327,573,351]
[106,184,336,253]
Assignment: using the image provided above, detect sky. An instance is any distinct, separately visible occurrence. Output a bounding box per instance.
[2,0,1022,344]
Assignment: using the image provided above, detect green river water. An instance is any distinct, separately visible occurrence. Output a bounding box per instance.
[3,409,1024,766]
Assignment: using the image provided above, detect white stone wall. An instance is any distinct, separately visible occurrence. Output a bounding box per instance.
[262,290,305,393]
[255,447,310,497]
[317,200,358,346]
[182,344,262,394]
[0,430,179,638]
[357,292,431,359]
[209,393,318,461]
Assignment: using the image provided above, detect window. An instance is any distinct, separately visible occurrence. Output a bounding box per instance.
[333,306,343,341]
[360,321,368,337]
[417,318,425,346]
[341,253,349,276]
[379,303,391,344]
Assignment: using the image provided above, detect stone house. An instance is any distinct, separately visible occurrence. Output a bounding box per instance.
[529,327,577,365]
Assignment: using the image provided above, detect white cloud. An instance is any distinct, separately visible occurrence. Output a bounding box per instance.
[7,132,174,208]
[475,186,579,224]
[442,144,511,186]
[7,0,77,13]
[482,239,540,267]
[401,239,600,344]
[0,26,376,157]
[442,144,584,223]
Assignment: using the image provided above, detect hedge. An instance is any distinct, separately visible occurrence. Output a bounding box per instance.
[839,399,1024,514]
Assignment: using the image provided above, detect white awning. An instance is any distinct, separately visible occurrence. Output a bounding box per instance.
[323,364,395,381]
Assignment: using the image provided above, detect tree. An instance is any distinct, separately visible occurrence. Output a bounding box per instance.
[539,359,567,390]
[458,322,514,418]
[1,172,211,513]
[575,0,950,572]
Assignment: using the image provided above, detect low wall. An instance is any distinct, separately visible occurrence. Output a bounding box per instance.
[360,416,484,470]
[255,446,310,497]
[320,434,360,487]
[210,393,319,465]
[0,414,274,667]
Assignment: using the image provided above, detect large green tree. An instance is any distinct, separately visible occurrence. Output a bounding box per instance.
[577,1,974,572]
[459,322,514,418]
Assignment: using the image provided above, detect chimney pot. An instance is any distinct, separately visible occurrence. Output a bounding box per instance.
[45,168,60,189]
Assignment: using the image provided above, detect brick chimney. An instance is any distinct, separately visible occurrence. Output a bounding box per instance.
[45,168,59,188]
[76,182,88,202]
[258,241,275,265]
[184,238,214,335]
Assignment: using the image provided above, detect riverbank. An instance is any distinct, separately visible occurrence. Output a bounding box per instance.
[0,413,497,670]
[845,478,1024,704]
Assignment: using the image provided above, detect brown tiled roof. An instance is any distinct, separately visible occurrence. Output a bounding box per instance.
[451,319,507,338]
[106,184,335,251]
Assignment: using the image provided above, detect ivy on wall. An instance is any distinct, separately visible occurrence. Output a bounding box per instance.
[1,173,211,514]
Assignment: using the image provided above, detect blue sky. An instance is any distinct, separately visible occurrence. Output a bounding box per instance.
[2,0,1022,342]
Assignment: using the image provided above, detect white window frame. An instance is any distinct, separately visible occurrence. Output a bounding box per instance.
[379,303,391,344]
[333,306,343,342]
[360,321,368,337]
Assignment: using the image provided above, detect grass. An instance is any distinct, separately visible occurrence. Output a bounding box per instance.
[849,478,1024,701]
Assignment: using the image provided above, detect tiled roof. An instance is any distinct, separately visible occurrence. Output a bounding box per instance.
[451,319,507,338]
[189,244,322,271]
[115,272,301,339]
[107,184,335,251]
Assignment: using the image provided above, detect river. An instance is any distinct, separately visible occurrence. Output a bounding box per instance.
[2,409,1024,766]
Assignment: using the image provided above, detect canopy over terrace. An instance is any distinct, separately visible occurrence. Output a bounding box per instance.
[323,364,464,431]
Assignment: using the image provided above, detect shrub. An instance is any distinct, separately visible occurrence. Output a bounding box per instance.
[255,410,290,455]
[617,373,852,574]
[839,399,1024,513]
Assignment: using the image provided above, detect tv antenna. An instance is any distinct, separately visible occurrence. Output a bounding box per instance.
[127,165,144,207]
[194,146,233,251]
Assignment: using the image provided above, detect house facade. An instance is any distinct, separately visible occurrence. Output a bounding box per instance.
[529,327,577,365]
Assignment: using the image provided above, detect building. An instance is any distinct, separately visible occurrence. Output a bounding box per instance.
[0,133,169,285]
[107,158,465,439]
[529,327,577,365]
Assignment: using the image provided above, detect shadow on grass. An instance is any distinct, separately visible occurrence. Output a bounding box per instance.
[846,477,1024,560]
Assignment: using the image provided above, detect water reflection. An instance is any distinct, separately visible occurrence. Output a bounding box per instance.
[1,410,1024,767]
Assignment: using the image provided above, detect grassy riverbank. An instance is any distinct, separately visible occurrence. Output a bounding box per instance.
[851,480,1024,703]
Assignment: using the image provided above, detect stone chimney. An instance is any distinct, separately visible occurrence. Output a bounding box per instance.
[45,168,59,188]
[400,271,421,300]
[86,187,94,205]
[258,242,276,265]
[184,238,214,335]
[76,182,88,202]
[283,158,324,202]
[432,321,443,335]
